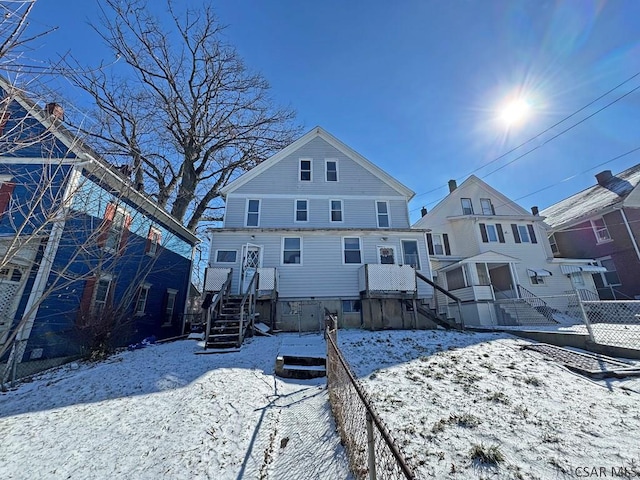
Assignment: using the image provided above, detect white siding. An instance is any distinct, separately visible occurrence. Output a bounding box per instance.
[209,230,432,298]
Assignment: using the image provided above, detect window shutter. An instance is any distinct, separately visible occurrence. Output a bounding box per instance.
[496,224,505,243]
[511,224,521,243]
[0,182,15,217]
[78,277,96,322]
[118,214,133,253]
[426,233,434,255]
[527,224,537,244]
[443,234,451,256]
[479,223,488,243]
[98,203,116,246]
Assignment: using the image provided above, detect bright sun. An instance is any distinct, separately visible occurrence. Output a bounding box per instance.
[500,98,531,126]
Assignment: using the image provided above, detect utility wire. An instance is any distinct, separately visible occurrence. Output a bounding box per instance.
[411,69,640,204]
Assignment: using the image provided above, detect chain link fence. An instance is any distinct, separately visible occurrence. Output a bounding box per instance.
[326,324,416,480]
[580,300,640,350]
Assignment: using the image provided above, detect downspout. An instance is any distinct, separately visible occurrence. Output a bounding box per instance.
[617,208,640,262]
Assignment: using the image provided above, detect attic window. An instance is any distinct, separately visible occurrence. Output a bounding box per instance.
[461,198,474,215]
[300,159,312,181]
[480,198,495,215]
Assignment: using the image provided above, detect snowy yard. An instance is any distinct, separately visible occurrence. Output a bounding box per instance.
[2,330,640,480]
[338,330,640,479]
[0,336,350,480]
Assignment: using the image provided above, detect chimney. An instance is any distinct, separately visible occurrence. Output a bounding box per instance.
[448,179,457,193]
[45,102,64,121]
[595,170,612,186]
[531,206,539,216]
[421,206,428,217]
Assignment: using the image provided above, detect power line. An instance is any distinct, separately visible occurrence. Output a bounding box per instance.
[410,69,640,204]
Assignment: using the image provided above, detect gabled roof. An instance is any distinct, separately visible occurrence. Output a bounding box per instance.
[0,77,199,245]
[541,164,640,230]
[220,126,415,199]
[413,174,531,228]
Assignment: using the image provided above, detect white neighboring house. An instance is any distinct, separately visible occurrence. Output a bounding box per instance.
[412,175,603,327]
[207,127,435,331]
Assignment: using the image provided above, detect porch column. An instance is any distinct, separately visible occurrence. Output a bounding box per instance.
[509,263,521,298]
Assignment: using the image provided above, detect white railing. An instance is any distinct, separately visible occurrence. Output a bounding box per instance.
[359,264,417,293]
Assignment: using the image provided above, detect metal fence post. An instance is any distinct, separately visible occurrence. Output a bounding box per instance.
[366,411,377,480]
[576,295,596,343]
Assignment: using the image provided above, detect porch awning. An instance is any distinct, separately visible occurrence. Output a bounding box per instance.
[527,268,552,277]
[560,264,607,274]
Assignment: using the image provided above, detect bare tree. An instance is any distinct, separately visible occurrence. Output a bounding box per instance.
[65,0,301,231]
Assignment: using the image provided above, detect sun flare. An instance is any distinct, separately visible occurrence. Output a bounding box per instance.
[500,98,531,126]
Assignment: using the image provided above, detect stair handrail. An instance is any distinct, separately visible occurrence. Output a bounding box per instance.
[238,271,260,345]
[415,271,464,327]
[517,284,554,319]
[204,270,233,348]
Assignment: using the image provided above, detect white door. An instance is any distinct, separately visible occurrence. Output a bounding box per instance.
[377,246,396,264]
[241,243,262,293]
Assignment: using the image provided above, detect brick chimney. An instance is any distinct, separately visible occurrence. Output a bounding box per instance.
[421,206,427,217]
[448,179,457,193]
[531,206,539,216]
[45,103,64,121]
[595,170,612,186]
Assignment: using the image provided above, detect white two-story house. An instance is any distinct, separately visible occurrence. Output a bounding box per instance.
[412,175,602,326]
[206,127,435,332]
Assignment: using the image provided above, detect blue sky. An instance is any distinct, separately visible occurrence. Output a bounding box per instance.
[27,0,640,223]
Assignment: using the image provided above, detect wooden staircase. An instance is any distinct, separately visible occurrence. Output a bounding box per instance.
[206,296,252,349]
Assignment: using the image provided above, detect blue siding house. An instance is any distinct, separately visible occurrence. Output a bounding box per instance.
[0,79,199,374]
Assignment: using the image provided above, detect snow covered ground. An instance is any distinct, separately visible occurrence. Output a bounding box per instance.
[338,329,640,479]
[2,329,639,480]
[0,335,350,480]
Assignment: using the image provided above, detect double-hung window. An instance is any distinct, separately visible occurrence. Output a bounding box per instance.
[146,227,162,256]
[461,198,474,215]
[330,200,343,222]
[591,218,611,243]
[598,257,621,286]
[343,237,362,264]
[401,240,420,269]
[282,237,302,265]
[376,201,390,228]
[295,199,308,222]
[92,276,113,316]
[135,284,151,316]
[300,159,312,181]
[246,199,260,227]
[326,160,338,182]
[480,198,494,215]
[103,205,130,253]
[432,234,445,254]
[518,225,531,243]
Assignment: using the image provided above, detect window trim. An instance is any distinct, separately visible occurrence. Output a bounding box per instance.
[103,204,131,254]
[401,239,421,269]
[590,217,612,244]
[461,198,474,215]
[281,236,302,266]
[376,200,390,228]
[480,198,495,215]
[342,299,362,314]
[299,158,312,182]
[215,249,238,264]
[245,198,261,227]
[342,236,363,265]
[294,199,309,223]
[518,225,531,243]
[325,159,338,182]
[134,283,151,316]
[330,199,344,223]
[486,224,499,243]
[432,233,446,255]
[91,274,114,316]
